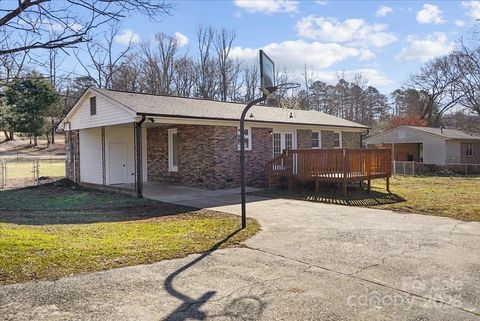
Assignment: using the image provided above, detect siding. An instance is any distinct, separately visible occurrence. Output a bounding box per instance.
[445,141,461,164]
[105,125,147,184]
[79,128,102,184]
[78,125,147,185]
[366,127,447,165]
[69,92,135,130]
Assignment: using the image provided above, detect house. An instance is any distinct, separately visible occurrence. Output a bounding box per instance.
[364,126,480,165]
[61,87,368,193]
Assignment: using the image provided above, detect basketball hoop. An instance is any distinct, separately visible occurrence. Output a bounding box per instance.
[239,50,300,229]
[262,82,301,97]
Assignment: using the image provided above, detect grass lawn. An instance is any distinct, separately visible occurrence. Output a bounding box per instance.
[2,160,65,178]
[0,182,259,284]
[254,176,480,222]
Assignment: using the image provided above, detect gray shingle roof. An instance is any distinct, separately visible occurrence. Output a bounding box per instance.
[407,126,480,140]
[93,88,367,129]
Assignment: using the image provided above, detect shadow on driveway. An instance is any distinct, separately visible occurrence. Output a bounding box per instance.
[163,228,266,321]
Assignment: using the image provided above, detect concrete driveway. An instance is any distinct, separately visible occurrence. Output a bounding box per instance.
[1,196,479,321]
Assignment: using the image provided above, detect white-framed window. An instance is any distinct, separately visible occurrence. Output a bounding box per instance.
[168,128,178,172]
[312,131,321,149]
[466,143,473,158]
[333,131,342,148]
[237,127,252,151]
[90,96,96,115]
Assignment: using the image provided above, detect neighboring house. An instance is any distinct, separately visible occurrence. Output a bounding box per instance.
[61,87,367,191]
[364,126,480,165]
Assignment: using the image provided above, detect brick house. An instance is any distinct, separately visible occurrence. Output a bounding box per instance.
[61,88,367,194]
[364,126,480,165]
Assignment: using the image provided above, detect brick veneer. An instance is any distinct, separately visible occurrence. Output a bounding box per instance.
[65,130,80,183]
[342,131,361,148]
[297,129,312,149]
[147,125,273,189]
[461,142,480,164]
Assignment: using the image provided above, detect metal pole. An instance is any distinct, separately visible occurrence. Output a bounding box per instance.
[240,96,267,229]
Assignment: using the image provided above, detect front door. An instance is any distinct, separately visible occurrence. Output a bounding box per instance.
[109,143,127,184]
[273,132,295,157]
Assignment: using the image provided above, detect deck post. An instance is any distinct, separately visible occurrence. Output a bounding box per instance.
[367,179,371,193]
[315,179,320,193]
[386,177,390,193]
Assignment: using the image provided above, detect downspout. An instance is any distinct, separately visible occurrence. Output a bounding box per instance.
[135,115,146,198]
[360,128,370,148]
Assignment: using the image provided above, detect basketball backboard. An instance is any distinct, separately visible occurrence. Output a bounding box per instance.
[259,50,275,96]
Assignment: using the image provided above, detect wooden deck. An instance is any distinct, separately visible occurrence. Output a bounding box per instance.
[267,148,392,195]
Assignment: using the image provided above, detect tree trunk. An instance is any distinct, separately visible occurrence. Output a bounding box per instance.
[33,135,37,146]
[9,131,14,140]
[2,130,10,141]
[51,118,55,144]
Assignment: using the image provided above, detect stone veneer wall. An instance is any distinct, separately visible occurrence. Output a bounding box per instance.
[320,130,361,148]
[65,130,80,183]
[342,131,361,148]
[297,129,312,149]
[147,125,273,189]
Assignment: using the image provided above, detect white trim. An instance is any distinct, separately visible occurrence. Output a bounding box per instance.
[333,131,342,148]
[144,116,366,133]
[237,126,252,151]
[312,131,322,149]
[168,128,178,172]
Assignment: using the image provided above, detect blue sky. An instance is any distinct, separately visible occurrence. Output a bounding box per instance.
[82,1,480,94]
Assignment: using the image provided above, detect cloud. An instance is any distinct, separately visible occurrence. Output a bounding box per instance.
[233,0,298,14]
[455,19,466,26]
[462,1,480,19]
[316,1,328,5]
[230,39,374,73]
[114,29,140,45]
[296,16,397,48]
[396,32,454,62]
[376,6,393,17]
[174,32,189,47]
[416,4,445,24]
[314,69,394,87]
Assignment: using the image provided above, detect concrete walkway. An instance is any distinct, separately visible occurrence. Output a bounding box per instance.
[1,195,480,320]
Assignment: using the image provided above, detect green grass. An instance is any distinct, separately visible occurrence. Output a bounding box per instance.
[0,183,260,284]
[254,176,480,222]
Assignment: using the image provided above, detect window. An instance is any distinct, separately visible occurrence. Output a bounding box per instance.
[90,97,97,115]
[237,127,252,150]
[312,131,321,149]
[333,131,342,148]
[168,128,178,172]
[466,143,473,158]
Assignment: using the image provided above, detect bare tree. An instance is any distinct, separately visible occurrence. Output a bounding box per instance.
[196,25,217,99]
[173,57,196,97]
[214,28,236,101]
[454,41,480,117]
[243,63,259,102]
[409,55,466,125]
[110,54,144,92]
[76,23,136,89]
[0,0,172,56]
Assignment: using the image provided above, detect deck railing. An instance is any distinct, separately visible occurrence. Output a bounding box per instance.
[267,148,392,193]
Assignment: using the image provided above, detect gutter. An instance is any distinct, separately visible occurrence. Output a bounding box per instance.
[136,112,370,130]
[360,128,370,148]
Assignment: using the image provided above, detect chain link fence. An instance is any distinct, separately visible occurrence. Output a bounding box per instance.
[0,158,65,190]
[392,161,480,176]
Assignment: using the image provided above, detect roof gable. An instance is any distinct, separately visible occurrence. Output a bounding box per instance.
[62,88,137,130]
